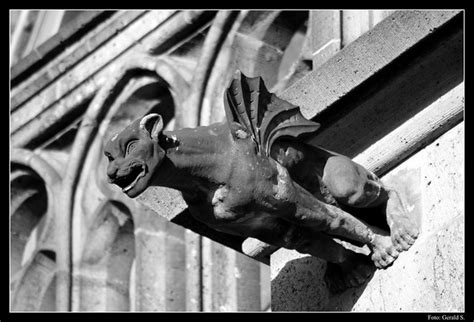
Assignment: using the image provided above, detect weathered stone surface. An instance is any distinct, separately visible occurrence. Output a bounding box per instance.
[11,11,113,82]
[306,25,463,158]
[272,216,464,311]
[11,252,56,311]
[11,11,175,135]
[76,211,135,311]
[11,11,145,109]
[271,122,464,311]
[370,10,396,27]
[352,83,464,176]
[341,10,370,47]
[11,10,208,149]
[281,10,462,120]
[136,187,186,222]
[134,229,167,311]
[309,10,341,70]
[202,237,265,311]
[132,222,187,311]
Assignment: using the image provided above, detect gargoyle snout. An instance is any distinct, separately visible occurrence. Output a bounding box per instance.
[106,165,118,183]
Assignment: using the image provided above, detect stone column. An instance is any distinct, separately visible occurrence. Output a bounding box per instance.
[133,207,187,311]
[202,237,267,311]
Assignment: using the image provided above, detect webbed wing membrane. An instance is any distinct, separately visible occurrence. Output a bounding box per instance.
[224,70,320,156]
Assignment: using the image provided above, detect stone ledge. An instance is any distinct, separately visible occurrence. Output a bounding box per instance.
[280,10,462,120]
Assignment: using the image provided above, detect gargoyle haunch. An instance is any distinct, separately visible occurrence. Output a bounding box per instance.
[104,70,419,292]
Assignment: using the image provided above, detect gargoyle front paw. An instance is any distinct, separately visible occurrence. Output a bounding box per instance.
[370,233,400,269]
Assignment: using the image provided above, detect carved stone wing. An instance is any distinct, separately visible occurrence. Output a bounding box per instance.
[224,70,320,156]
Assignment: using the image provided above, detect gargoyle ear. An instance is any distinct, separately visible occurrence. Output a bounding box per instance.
[139,113,163,141]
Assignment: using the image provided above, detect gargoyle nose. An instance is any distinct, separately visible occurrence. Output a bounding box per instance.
[107,166,117,182]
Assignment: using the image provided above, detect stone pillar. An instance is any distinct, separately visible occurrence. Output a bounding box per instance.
[184,230,202,311]
[11,252,56,311]
[202,237,267,311]
[133,207,187,311]
[77,203,135,311]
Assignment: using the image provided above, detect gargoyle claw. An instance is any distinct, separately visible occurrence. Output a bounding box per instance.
[369,232,400,269]
[391,223,419,251]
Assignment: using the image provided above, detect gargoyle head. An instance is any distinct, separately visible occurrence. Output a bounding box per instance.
[103,113,165,198]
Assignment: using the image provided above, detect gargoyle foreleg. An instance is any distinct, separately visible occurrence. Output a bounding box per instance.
[289,182,399,268]
[245,219,356,264]
[271,160,399,269]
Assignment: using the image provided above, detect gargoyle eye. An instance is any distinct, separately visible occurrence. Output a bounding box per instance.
[126,140,138,155]
[104,152,114,162]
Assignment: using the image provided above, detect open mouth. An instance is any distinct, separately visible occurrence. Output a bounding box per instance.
[114,163,146,193]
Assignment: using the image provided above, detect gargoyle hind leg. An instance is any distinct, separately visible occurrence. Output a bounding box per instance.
[293,183,399,269]
[321,155,419,253]
[234,217,375,293]
[383,188,419,252]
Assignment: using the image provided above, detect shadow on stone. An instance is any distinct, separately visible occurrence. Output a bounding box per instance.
[271,254,374,311]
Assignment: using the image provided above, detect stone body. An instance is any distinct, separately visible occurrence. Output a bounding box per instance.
[104,71,419,292]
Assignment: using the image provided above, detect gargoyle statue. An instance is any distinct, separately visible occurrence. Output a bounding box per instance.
[104,70,419,293]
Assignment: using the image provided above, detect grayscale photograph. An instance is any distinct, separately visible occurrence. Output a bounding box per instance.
[9,9,465,314]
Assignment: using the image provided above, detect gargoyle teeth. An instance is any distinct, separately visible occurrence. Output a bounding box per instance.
[122,169,146,193]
